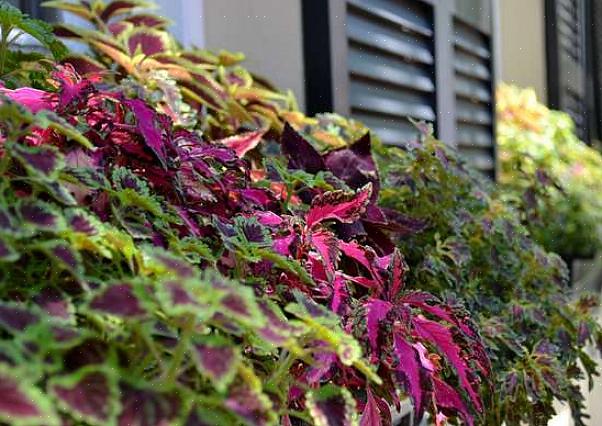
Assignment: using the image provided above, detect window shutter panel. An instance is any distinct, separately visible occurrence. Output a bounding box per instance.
[453,16,496,175]
[546,0,589,140]
[345,0,436,146]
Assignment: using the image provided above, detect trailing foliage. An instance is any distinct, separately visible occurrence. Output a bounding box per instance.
[286,114,602,425]
[497,84,602,259]
[0,2,598,426]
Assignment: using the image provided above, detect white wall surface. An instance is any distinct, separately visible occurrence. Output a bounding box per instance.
[203,0,306,110]
[498,0,548,103]
[154,0,205,48]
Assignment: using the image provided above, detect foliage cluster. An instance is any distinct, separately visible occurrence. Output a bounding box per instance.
[497,84,602,259]
[0,2,599,426]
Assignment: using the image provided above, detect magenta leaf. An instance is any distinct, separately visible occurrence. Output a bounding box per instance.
[89,283,146,317]
[124,98,168,168]
[393,335,426,421]
[192,337,240,392]
[360,388,383,426]
[310,229,340,276]
[306,184,372,229]
[218,130,264,158]
[0,86,56,112]
[386,249,407,299]
[50,368,117,425]
[364,299,393,360]
[432,377,473,426]
[413,316,483,412]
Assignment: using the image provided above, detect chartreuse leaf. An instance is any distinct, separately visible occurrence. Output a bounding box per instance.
[191,334,240,393]
[0,364,60,426]
[49,366,119,426]
[286,292,360,366]
[306,384,358,426]
[41,1,95,20]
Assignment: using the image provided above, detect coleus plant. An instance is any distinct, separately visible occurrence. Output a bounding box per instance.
[45,0,297,138]
[285,113,602,426]
[0,61,493,426]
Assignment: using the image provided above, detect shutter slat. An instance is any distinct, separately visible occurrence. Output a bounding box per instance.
[453,16,495,175]
[346,0,435,147]
[350,79,436,121]
[347,13,434,65]
[348,47,435,93]
[347,0,433,37]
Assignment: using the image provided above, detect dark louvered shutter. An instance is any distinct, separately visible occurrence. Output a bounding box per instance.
[345,0,436,146]
[302,0,498,175]
[453,17,495,174]
[546,0,589,140]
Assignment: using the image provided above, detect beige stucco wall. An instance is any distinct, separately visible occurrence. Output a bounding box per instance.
[498,0,548,103]
[203,0,306,111]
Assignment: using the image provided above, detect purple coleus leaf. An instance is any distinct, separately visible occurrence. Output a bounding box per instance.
[413,316,483,412]
[124,98,168,168]
[360,388,385,426]
[118,383,181,426]
[225,383,274,426]
[306,384,356,426]
[324,132,380,202]
[127,29,170,56]
[393,335,426,421]
[50,369,117,424]
[89,283,146,317]
[100,0,143,21]
[217,130,264,158]
[281,123,326,173]
[12,143,63,180]
[0,366,58,425]
[0,237,18,262]
[192,337,240,392]
[0,303,39,332]
[19,200,61,230]
[306,184,372,229]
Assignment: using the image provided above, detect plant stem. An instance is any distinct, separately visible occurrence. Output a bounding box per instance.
[166,315,195,384]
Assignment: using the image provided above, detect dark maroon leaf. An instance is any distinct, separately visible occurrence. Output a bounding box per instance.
[0,304,38,331]
[118,383,181,426]
[19,201,60,230]
[0,368,55,423]
[307,384,354,426]
[281,123,326,173]
[192,339,239,391]
[89,284,146,317]
[34,287,71,319]
[13,144,61,180]
[100,1,142,21]
[51,370,115,423]
[225,383,273,426]
[127,29,169,56]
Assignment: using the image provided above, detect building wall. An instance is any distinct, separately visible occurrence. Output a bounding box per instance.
[203,0,306,110]
[498,0,548,103]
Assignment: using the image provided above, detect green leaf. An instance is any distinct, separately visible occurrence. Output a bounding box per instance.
[0,364,60,426]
